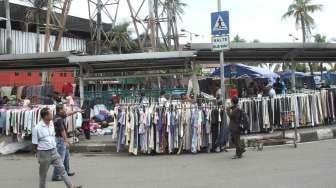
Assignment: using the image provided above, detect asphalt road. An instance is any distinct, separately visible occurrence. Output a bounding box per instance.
[0,140,336,188]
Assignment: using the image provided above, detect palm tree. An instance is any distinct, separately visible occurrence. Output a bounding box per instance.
[162,0,187,20]
[282,0,323,42]
[313,34,327,76]
[282,0,323,75]
[161,0,187,50]
[109,22,133,54]
[232,34,246,43]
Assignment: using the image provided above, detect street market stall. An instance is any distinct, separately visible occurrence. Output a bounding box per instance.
[1,43,336,155]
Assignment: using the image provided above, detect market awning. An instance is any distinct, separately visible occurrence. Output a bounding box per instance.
[0,51,196,72]
[68,51,197,73]
[185,43,336,63]
[0,51,75,71]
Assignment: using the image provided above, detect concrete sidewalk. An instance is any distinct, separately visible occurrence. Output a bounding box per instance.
[70,125,336,153]
[70,135,115,153]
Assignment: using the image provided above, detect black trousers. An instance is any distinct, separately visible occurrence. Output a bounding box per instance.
[211,125,219,150]
[232,133,244,156]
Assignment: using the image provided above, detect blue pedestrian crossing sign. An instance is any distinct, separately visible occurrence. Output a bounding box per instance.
[211,11,229,36]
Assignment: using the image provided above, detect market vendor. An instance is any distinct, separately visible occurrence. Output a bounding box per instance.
[273,78,285,94]
[247,81,258,97]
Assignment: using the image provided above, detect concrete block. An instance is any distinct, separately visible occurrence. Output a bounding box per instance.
[332,129,336,138]
[300,132,318,143]
[316,129,333,140]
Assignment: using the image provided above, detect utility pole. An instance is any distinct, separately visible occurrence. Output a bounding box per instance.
[218,0,225,103]
[154,0,160,50]
[4,0,12,54]
[167,1,172,49]
[148,0,156,51]
[96,0,102,54]
[44,0,52,53]
[42,0,53,86]
[35,11,40,52]
[172,0,180,50]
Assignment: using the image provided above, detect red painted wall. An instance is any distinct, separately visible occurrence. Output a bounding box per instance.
[0,71,75,93]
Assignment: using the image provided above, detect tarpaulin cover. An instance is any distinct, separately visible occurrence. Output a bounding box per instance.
[279,71,306,79]
[321,72,336,85]
[211,64,279,83]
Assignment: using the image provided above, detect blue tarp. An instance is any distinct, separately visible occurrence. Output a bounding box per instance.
[279,71,316,89]
[279,71,306,79]
[322,72,336,85]
[211,64,279,83]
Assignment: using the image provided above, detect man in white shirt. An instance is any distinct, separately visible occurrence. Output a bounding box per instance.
[32,108,82,188]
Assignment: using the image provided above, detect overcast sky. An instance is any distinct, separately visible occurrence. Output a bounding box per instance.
[11,0,336,43]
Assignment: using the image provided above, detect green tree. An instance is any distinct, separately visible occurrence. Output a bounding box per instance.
[314,34,327,43]
[252,39,260,43]
[313,34,327,74]
[109,22,134,54]
[232,34,246,43]
[294,63,307,72]
[161,0,187,50]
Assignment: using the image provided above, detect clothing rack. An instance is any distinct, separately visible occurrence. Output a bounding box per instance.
[0,105,56,138]
[112,101,229,155]
[116,105,219,110]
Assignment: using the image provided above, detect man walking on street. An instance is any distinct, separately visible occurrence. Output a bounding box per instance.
[32,107,82,188]
[52,105,81,181]
[227,97,247,159]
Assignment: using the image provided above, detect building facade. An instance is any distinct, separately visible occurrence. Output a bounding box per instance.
[0,2,91,92]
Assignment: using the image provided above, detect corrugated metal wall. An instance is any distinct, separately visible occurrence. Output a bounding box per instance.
[0,28,87,54]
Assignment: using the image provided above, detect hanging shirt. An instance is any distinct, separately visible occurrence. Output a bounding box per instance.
[159,97,168,107]
[62,83,74,96]
[268,88,276,98]
[0,87,13,97]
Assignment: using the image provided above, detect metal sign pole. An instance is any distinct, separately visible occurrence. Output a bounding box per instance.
[218,0,225,103]
[220,51,225,103]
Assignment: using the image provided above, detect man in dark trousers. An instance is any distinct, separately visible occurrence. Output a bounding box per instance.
[52,105,81,181]
[32,108,82,188]
[227,97,247,159]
